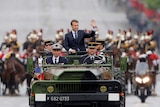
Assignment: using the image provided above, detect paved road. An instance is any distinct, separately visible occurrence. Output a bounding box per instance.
[126,74,160,107]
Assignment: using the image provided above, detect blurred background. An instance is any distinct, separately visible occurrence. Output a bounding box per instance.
[0,0,160,50]
[0,0,160,107]
[0,0,160,51]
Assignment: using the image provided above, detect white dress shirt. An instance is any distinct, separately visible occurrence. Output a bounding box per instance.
[52,56,60,64]
[72,31,78,39]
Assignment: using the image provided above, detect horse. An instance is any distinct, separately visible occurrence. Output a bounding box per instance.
[0,59,5,95]
[2,54,26,95]
[112,45,122,68]
[22,43,37,94]
[147,54,159,95]
[111,45,137,94]
[23,43,45,96]
[125,50,137,94]
[0,59,4,78]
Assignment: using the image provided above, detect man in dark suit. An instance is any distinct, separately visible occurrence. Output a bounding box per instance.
[79,42,106,64]
[63,19,97,55]
[46,43,68,64]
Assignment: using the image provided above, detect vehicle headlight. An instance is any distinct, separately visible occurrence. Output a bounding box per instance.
[100,86,107,92]
[135,77,142,84]
[47,86,54,93]
[143,76,150,83]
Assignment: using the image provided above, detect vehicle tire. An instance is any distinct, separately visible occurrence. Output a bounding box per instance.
[140,89,145,103]
[113,67,125,107]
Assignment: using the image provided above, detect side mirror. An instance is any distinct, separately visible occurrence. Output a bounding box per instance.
[27,57,34,73]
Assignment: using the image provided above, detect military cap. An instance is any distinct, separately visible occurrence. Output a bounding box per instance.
[44,40,54,46]
[52,43,63,50]
[87,42,98,48]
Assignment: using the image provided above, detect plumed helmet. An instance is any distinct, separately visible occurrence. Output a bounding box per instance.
[150,41,157,48]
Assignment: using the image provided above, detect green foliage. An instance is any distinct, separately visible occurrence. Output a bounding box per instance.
[143,0,160,9]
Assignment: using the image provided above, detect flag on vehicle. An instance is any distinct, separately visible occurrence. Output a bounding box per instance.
[34,66,44,80]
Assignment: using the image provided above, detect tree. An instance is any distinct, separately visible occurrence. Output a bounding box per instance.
[143,0,160,9]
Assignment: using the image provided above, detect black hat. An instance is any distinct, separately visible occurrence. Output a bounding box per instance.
[88,42,98,48]
[44,40,53,46]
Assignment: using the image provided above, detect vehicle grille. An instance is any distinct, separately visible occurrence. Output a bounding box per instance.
[56,82,98,93]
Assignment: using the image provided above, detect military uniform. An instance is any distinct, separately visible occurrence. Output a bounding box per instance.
[95,39,106,55]
[44,40,54,56]
[79,54,104,64]
[79,42,105,64]
[46,43,68,64]
[4,45,22,61]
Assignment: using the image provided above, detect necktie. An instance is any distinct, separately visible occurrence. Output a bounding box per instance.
[90,56,94,64]
[75,32,78,43]
[75,32,78,39]
[55,58,57,64]
[91,56,94,60]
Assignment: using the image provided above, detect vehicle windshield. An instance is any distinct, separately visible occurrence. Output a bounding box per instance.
[135,61,149,75]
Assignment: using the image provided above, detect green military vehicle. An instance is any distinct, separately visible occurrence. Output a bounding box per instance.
[27,55,126,107]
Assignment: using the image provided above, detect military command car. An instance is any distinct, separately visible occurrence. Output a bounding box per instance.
[27,55,126,107]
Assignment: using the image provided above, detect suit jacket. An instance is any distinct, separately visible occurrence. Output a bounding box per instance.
[46,56,68,64]
[63,30,95,52]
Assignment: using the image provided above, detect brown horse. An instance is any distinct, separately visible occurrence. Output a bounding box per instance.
[112,45,122,68]
[147,55,159,95]
[0,59,4,78]
[125,59,136,94]
[125,50,137,94]
[2,54,26,95]
[23,43,45,96]
[112,46,137,94]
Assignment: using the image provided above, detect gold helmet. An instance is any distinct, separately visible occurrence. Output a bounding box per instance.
[150,41,157,48]
[124,42,129,48]
[120,43,128,49]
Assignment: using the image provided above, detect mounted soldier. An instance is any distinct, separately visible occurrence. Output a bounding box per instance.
[4,45,22,62]
[44,40,54,56]
[146,50,159,95]
[3,29,22,62]
[55,29,64,45]
[0,32,10,51]
[105,30,114,51]
[9,29,21,51]
[35,29,44,46]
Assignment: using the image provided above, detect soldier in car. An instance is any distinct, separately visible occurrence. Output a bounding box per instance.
[46,43,68,64]
[44,40,54,56]
[79,42,105,64]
